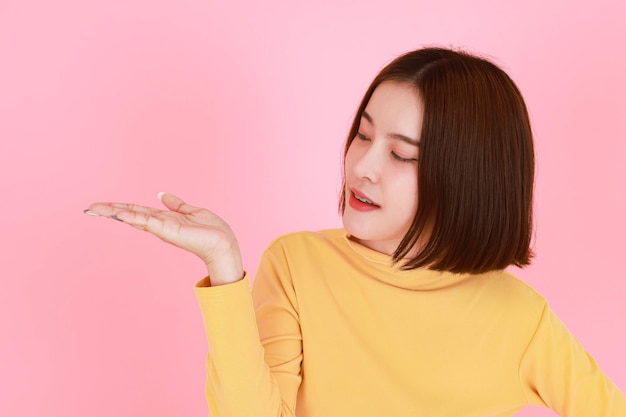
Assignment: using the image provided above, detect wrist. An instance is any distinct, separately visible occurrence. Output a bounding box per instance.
[204,249,244,286]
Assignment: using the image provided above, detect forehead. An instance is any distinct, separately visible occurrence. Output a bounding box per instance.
[363,81,423,137]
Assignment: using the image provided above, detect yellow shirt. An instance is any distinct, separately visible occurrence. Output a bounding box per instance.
[195,229,625,416]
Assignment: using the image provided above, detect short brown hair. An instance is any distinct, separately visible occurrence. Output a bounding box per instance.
[340,47,534,274]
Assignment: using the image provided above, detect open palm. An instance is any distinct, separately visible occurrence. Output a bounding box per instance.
[87,192,243,285]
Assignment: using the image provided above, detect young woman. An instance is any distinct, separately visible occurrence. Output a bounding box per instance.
[86,47,625,416]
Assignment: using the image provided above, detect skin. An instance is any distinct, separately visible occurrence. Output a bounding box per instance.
[86,193,243,286]
[343,81,422,257]
[86,81,423,284]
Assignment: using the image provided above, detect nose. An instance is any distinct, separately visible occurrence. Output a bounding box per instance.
[351,141,382,183]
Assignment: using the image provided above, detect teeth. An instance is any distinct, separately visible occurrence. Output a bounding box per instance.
[354,193,375,205]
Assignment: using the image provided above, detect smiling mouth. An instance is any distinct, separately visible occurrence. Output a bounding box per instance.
[353,192,380,207]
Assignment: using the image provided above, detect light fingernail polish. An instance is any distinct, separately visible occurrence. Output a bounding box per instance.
[84,209,99,216]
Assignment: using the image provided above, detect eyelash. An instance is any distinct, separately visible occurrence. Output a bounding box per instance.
[356,132,417,163]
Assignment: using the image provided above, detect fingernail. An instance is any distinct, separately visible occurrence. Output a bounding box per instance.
[157,191,166,201]
[84,209,99,216]
[111,215,124,222]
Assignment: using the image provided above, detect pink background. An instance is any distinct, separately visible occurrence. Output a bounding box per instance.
[1,0,624,416]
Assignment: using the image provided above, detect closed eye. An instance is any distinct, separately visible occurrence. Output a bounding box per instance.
[392,152,418,163]
[356,132,370,141]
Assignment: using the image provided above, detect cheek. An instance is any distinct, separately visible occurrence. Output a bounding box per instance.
[344,147,354,172]
[394,171,419,210]
[344,141,361,173]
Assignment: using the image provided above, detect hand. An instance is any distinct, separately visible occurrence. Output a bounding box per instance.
[85,192,243,285]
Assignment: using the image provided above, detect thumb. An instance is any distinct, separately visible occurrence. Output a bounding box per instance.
[158,192,197,214]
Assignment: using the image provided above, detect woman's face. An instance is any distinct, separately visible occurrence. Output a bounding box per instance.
[343,81,422,257]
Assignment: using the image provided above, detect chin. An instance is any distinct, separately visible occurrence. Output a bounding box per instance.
[342,213,411,255]
[341,212,362,238]
[342,215,384,243]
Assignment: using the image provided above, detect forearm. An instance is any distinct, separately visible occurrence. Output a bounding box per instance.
[195,276,297,417]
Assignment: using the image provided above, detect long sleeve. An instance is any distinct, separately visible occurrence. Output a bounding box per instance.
[519,303,626,416]
[194,242,303,417]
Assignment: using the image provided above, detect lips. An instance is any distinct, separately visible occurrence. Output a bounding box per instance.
[350,189,380,207]
[348,188,380,211]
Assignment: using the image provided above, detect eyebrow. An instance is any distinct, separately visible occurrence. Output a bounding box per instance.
[362,111,420,146]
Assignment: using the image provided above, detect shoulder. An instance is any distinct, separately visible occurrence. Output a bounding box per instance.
[258,229,349,278]
[470,269,548,326]
[254,230,347,292]
[264,229,345,254]
[479,270,544,298]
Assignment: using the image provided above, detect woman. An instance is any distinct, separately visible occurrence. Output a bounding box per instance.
[86,47,625,416]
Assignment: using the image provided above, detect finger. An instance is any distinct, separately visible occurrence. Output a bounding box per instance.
[113,209,154,230]
[119,211,189,241]
[111,202,158,215]
[87,202,159,218]
[158,192,199,215]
